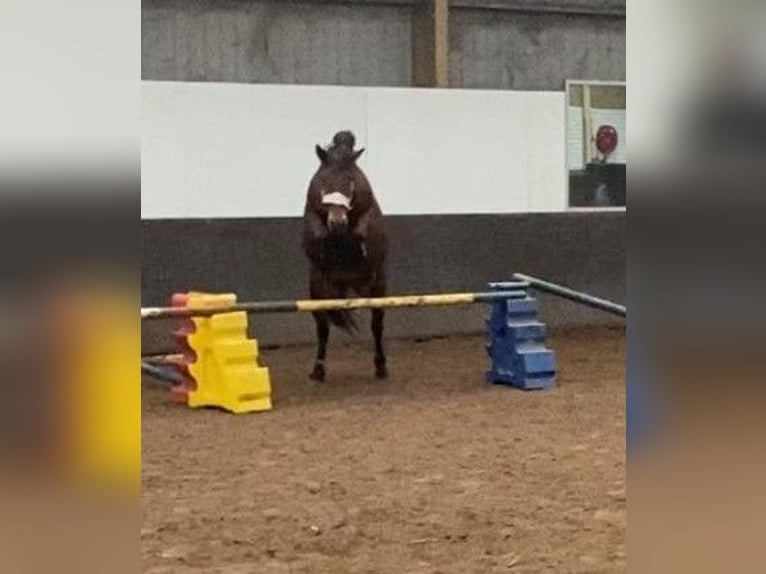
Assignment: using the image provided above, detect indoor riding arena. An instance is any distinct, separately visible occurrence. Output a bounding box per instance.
[141,1,626,572]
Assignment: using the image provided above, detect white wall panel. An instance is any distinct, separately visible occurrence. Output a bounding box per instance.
[364,88,529,214]
[526,92,568,212]
[142,81,567,218]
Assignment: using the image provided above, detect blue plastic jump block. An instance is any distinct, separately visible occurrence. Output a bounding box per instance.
[489,297,539,320]
[488,320,547,342]
[486,366,556,390]
[485,287,556,390]
[485,343,556,390]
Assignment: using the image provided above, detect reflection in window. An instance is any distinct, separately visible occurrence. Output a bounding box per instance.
[566,81,626,208]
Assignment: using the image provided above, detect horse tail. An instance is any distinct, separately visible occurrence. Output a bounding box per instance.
[327,309,358,333]
[318,283,358,333]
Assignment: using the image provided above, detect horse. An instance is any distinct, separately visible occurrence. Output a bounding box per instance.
[302,130,388,382]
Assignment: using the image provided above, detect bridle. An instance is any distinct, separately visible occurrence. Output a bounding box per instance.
[321,179,355,211]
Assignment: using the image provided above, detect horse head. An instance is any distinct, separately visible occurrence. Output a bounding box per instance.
[314,131,365,234]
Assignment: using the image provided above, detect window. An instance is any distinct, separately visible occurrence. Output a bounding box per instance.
[566,80,626,209]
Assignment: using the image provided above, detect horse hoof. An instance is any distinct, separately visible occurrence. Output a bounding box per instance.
[374,356,388,379]
[310,364,326,382]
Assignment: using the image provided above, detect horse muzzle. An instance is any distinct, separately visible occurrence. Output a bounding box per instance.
[326,208,349,234]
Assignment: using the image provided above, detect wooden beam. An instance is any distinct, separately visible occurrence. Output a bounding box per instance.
[411,0,450,88]
[434,0,449,87]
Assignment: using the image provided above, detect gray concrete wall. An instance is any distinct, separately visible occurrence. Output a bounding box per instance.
[452,1,624,16]
[141,212,625,354]
[142,0,412,85]
[142,0,625,89]
[450,9,625,90]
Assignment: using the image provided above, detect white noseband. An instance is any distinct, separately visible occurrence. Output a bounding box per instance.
[321,192,352,210]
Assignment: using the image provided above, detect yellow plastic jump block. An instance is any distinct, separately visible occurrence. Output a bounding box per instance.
[172,292,272,414]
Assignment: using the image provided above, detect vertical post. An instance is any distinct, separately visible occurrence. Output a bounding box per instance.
[434,0,449,88]
[583,83,593,165]
[412,0,449,88]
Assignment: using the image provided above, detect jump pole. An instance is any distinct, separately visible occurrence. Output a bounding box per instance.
[141,361,184,386]
[140,286,529,320]
[512,273,626,317]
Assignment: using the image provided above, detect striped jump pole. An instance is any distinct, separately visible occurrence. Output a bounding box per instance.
[512,273,626,318]
[140,286,530,320]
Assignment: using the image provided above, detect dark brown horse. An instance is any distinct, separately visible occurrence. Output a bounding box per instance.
[302,131,388,382]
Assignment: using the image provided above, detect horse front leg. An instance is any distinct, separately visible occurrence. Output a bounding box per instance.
[370,270,388,379]
[309,267,331,382]
[310,311,330,382]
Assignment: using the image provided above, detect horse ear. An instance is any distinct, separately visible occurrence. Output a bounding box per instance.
[315,145,328,164]
[351,148,365,162]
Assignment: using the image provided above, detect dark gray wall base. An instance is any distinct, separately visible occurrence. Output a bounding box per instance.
[141,212,625,353]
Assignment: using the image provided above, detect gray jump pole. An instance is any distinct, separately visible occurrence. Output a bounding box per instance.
[141,361,184,386]
[512,273,626,318]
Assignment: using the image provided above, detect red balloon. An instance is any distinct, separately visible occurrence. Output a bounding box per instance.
[595,124,619,156]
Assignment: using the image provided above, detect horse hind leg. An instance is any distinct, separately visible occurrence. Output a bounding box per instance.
[310,311,330,382]
[371,308,387,379]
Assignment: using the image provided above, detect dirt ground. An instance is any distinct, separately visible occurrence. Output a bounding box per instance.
[142,326,626,574]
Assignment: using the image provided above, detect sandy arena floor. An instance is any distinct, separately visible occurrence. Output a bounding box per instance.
[142,326,626,573]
